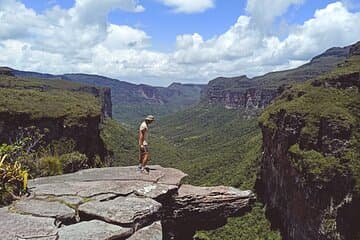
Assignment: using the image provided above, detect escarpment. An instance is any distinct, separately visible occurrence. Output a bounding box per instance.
[201,76,277,112]
[0,166,255,240]
[257,42,360,240]
[201,43,351,112]
[0,72,112,161]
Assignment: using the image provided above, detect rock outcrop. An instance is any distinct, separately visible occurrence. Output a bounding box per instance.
[0,71,112,161]
[202,76,276,111]
[257,45,360,240]
[201,43,352,112]
[0,111,108,161]
[78,86,112,118]
[0,67,14,76]
[1,165,255,240]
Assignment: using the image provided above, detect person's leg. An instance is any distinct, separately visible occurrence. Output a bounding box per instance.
[139,147,144,169]
[139,148,143,168]
[142,146,150,171]
[142,153,149,167]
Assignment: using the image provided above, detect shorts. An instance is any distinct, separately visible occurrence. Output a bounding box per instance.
[140,145,149,154]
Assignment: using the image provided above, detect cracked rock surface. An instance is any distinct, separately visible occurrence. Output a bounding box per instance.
[79,196,162,227]
[13,199,75,220]
[1,165,255,240]
[127,221,162,240]
[57,220,133,240]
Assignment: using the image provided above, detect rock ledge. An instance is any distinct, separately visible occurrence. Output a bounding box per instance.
[1,165,255,240]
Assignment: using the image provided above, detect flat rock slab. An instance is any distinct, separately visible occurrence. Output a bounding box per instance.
[76,181,177,199]
[177,185,254,199]
[135,183,178,199]
[30,181,135,197]
[3,165,255,240]
[30,180,178,200]
[0,208,57,240]
[58,220,133,240]
[13,199,75,221]
[79,196,162,227]
[174,185,256,218]
[128,221,162,240]
[29,165,187,187]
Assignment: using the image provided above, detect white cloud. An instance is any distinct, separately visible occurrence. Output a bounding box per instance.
[171,2,360,80]
[157,0,215,13]
[0,1,359,86]
[102,24,150,49]
[70,0,144,26]
[246,0,304,31]
[280,2,360,59]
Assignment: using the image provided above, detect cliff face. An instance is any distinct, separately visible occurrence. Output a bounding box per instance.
[0,112,108,160]
[201,44,351,111]
[0,73,112,161]
[202,77,277,111]
[257,43,360,240]
[78,86,112,118]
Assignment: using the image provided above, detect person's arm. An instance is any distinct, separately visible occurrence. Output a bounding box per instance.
[139,129,145,147]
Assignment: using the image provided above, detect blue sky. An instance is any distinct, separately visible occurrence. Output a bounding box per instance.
[21,0,350,51]
[1,0,360,86]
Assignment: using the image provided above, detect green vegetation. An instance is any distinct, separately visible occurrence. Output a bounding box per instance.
[0,144,28,207]
[101,105,280,239]
[196,203,281,240]
[0,127,90,178]
[59,151,88,173]
[2,44,356,237]
[100,118,138,166]
[36,151,88,176]
[0,129,90,206]
[100,118,181,167]
[60,74,204,124]
[153,105,261,188]
[38,155,63,176]
[0,75,101,125]
[0,72,107,186]
[259,54,360,192]
[289,144,344,184]
[150,104,280,239]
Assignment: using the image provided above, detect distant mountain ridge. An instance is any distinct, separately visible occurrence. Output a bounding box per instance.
[3,42,356,123]
[201,42,353,111]
[6,69,205,124]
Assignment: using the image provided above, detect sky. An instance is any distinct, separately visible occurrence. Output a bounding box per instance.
[0,0,360,86]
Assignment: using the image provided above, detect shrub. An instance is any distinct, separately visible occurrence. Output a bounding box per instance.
[40,138,76,156]
[39,155,62,176]
[0,154,28,207]
[59,151,88,173]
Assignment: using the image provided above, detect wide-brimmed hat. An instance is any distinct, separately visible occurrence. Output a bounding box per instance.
[145,115,155,121]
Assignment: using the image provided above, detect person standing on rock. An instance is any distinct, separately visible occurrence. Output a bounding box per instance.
[138,115,155,173]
